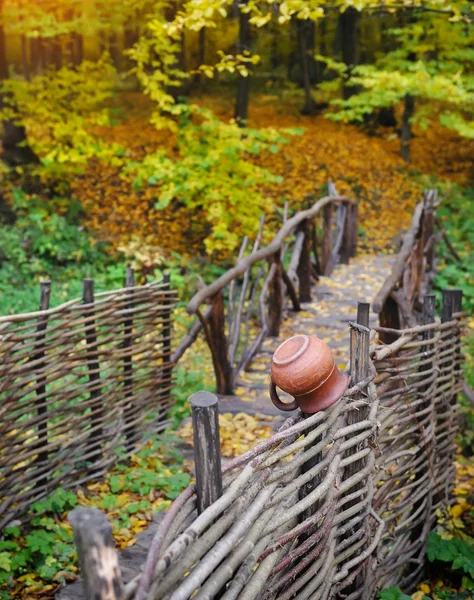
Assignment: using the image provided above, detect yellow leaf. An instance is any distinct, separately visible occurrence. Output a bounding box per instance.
[419,584,431,594]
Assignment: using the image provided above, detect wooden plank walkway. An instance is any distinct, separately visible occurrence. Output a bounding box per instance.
[56,253,393,600]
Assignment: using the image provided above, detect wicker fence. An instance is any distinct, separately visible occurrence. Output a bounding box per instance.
[68,290,465,600]
[0,274,177,529]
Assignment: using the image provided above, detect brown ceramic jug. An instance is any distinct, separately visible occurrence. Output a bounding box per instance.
[270,334,349,413]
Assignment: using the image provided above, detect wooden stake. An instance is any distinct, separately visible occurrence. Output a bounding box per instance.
[190,392,223,514]
[160,272,173,422]
[297,219,312,302]
[69,507,124,600]
[83,278,103,463]
[123,268,135,450]
[268,251,283,336]
[340,301,370,595]
[35,281,51,489]
[321,203,333,276]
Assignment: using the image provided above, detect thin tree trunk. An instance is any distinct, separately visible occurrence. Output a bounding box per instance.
[75,34,84,65]
[196,27,206,93]
[0,1,7,80]
[296,19,317,115]
[21,35,30,80]
[234,0,250,125]
[0,4,39,166]
[340,7,359,100]
[109,32,120,70]
[400,93,415,162]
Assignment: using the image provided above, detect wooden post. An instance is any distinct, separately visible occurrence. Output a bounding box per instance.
[339,201,352,264]
[83,279,103,463]
[452,288,463,409]
[297,219,312,303]
[69,507,124,600]
[190,392,223,514]
[442,289,455,324]
[123,268,135,450]
[340,302,370,595]
[410,294,436,545]
[378,295,401,344]
[268,251,283,337]
[321,203,333,276]
[311,218,322,276]
[434,289,457,507]
[160,272,173,422]
[204,291,234,395]
[35,281,51,489]
[424,191,435,274]
[350,202,358,258]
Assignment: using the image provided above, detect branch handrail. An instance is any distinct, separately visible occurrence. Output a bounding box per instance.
[371,190,439,339]
[187,194,354,315]
[372,200,425,314]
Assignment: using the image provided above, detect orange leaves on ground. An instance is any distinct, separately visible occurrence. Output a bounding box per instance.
[73,92,474,260]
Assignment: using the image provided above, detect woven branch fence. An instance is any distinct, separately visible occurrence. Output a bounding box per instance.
[69,290,465,600]
[0,273,177,529]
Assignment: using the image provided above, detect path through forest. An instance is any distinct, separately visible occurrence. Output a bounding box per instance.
[213,253,393,419]
[57,252,394,600]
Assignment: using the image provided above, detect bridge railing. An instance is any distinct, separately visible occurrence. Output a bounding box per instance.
[372,189,439,341]
[173,182,358,394]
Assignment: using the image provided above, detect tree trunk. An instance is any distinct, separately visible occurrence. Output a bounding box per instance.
[296,19,317,115]
[21,35,30,80]
[0,1,37,165]
[75,34,84,65]
[0,2,7,80]
[109,33,120,70]
[340,7,359,100]
[196,27,206,93]
[400,93,415,162]
[234,0,251,125]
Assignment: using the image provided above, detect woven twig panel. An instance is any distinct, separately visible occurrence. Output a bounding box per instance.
[371,316,464,594]
[128,316,464,600]
[130,376,380,600]
[0,279,177,529]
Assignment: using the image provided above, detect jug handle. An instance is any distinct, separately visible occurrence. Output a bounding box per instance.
[269,379,298,412]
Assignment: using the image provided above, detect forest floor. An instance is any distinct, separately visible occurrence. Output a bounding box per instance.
[76,92,474,259]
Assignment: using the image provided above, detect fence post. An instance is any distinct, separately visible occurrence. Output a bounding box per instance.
[202,291,234,395]
[339,201,352,265]
[268,251,283,337]
[340,301,370,595]
[350,202,358,258]
[190,392,223,513]
[433,289,457,508]
[160,272,173,423]
[297,219,312,302]
[321,203,333,276]
[378,296,401,344]
[83,278,103,464]
[69,507,124,600]
[123,267,136,451]
[453,289,463,386]
[409,294,436,550]
[35,280,51,490]
[424,191,435,274]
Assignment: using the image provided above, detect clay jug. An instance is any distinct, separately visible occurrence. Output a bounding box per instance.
[270,334,349,413]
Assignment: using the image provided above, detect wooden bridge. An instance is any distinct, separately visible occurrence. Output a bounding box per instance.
[52,184,469,600]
